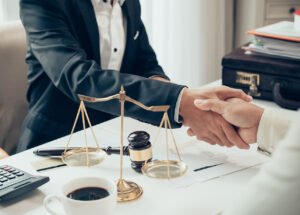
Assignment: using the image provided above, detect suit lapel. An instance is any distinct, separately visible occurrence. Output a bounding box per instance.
[76,0,101,65]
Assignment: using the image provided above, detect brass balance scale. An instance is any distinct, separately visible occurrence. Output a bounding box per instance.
[62,86,188,202]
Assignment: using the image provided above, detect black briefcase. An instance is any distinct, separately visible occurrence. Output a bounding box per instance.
[222,47,300,110]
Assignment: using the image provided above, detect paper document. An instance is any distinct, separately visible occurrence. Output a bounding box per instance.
[256,21,300,38]
[145,139,270,189]
[248,21,300,42]
[245,44,300,60]
[254,35,300,52]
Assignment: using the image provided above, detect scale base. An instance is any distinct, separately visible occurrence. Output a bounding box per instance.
[116,179,143,202]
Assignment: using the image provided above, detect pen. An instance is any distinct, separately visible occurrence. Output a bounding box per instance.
[33,147,74,157]
[36,164,67,172]
[193,163,224,172]
[33,146,129,157]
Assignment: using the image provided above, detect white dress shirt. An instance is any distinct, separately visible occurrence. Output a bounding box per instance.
[223,109,300,215]
[92,0,183,122]
[92,0,126,71]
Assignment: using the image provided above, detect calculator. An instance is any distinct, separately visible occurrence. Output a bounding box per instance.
[0,165,49,202]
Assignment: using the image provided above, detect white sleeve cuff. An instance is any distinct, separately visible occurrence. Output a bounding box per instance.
[257,108,294,155]
[174,88,185,123]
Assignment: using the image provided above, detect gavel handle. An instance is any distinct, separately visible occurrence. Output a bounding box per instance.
[104,146,129,156]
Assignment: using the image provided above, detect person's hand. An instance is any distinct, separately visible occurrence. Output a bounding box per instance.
[180,86,253,149]
[194,98,264,144]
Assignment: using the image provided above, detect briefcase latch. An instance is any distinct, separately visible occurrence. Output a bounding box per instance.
[236,72,261,97]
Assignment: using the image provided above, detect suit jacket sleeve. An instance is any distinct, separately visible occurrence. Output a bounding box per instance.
[20,0,184,128]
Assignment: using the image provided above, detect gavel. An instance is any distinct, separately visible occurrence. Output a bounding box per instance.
[33,131,152,173]
[126,131,152,172]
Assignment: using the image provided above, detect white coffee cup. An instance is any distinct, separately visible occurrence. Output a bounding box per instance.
[43,177,117,215]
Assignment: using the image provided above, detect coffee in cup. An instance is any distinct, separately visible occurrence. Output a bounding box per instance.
[66,186,109,201]
[43,177,116,215]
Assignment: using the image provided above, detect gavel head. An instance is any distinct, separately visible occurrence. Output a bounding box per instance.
[127,131,152,173]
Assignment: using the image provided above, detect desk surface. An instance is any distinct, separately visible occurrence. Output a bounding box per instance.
[0,81,294,215]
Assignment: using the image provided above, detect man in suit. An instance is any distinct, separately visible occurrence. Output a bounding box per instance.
[17,0,251,152]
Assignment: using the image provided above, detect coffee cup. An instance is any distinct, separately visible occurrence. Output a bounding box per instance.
[43,177,117,215]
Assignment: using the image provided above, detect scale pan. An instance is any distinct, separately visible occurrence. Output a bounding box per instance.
[142,160,187,179]
[62,148,106,167]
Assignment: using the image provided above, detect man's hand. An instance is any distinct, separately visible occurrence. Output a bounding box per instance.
[194,98,264,144]
[180,87,253,149]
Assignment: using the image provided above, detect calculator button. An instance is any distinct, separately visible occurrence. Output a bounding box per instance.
[3,167,12,171]
[0,183,2,186]
[7,175,16,179]
[12,170,20,174]
[16,172,24,177]
[0,170,6,175]
[0,178,8,182]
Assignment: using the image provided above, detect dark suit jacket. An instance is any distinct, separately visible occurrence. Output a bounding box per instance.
[17,0,185,151]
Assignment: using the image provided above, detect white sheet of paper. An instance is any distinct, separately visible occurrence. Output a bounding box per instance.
[134,138,270,190]
[256,21,300,38]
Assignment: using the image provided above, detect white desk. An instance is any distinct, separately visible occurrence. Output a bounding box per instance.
[0,81,295,215]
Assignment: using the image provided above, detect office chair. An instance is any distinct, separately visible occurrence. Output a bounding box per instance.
[0,21,28,154]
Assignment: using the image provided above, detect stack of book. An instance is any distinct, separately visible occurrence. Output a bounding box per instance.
[244,21,300,60]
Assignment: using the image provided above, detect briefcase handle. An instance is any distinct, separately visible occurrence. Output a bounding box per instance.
[273,82,300,110]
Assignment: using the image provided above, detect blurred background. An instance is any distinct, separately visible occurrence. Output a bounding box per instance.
[0,0,298,87]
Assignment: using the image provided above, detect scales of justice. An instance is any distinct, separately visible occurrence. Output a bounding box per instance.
[62,86,188,202]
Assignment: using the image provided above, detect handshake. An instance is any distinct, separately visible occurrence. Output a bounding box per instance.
[179,87,264,149]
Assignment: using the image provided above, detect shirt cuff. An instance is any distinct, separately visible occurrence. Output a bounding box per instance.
[174,88,185,123]
[257,109,272,154]
[257,108,294,155]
